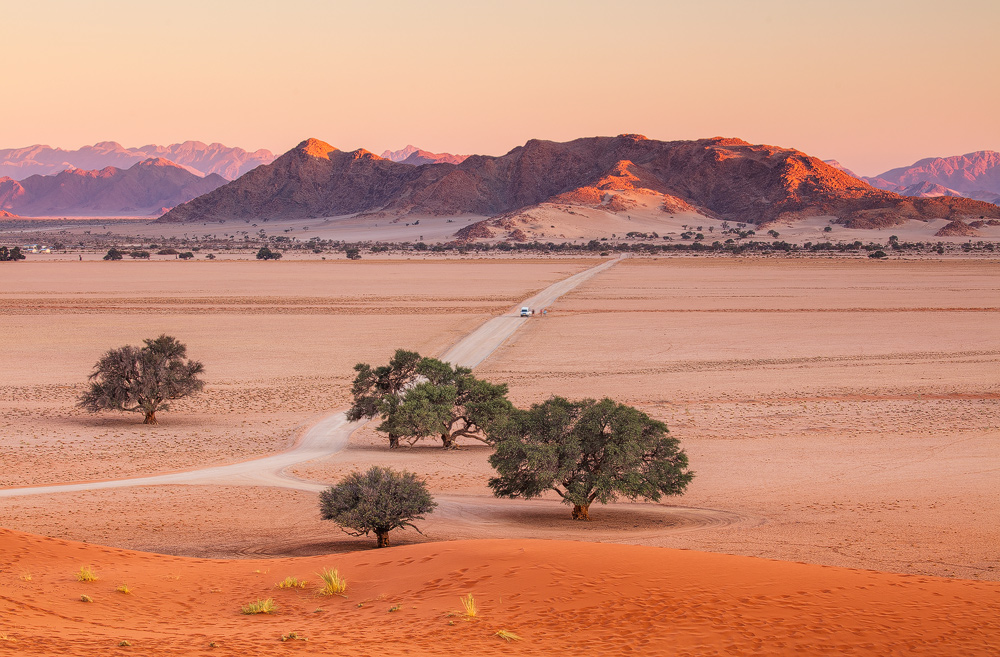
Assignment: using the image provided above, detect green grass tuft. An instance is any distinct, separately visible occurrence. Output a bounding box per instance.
[317,568,347,596]
[77,566,98,582]
[241,598,277,615]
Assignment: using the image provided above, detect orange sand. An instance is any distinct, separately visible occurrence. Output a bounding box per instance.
[2,529,999,656]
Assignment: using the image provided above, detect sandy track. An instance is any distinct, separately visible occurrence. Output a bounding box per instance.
[0,256,623,500]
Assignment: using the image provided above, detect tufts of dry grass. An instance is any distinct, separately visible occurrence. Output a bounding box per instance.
[276,576,307,589]
[495,629,522,642]
[241,598,277,615]
[317,568,347,597]
[76,566,98,582]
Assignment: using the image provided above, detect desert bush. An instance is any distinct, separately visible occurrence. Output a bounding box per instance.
[77,566,98,582]
[103,248,123,261]
[319,466,436,548]
[178,251,194,259]
[256,246,282,260]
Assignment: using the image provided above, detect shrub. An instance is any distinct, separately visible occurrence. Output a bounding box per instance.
[128,251,150,259]
[103,248,123,261]
[157,248,179,255]
[256,247,283,260]
[345,247,361,260]
[319,466,436,548]
[178,252,194,259]
[868,250,888,259]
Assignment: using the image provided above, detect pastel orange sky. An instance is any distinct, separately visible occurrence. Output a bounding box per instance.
[5,0,998,176]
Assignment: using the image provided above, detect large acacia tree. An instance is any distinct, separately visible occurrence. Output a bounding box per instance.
[487,397,693,520]
[78,334,205,425]
[347,349,512,448]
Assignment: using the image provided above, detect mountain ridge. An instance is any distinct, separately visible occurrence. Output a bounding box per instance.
[0,141,275,180]
[157,135,1000,233]
[0,159,228,216]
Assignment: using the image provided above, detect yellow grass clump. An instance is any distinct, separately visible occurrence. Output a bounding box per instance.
[317,568,347,596]
[241,598,277,615]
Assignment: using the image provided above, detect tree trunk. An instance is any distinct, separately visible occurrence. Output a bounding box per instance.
[571,504,591,521]
[441,433,456,449]
[389,434,400,449]
[143,410,157,425]
[376,531,390,548]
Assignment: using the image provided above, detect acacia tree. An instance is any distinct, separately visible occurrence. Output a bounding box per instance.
[487,397,693,520]
[347,349,512,448]
[319,466,436,548]
[78,334,205,425]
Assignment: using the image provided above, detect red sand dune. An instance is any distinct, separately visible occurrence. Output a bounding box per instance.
[1,528,998,655]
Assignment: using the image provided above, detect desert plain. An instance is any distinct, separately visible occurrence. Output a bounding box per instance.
[1,255,999,655]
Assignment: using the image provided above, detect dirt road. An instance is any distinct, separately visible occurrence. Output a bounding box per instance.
[0,256,623,499]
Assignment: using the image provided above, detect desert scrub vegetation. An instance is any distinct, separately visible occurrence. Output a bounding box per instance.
[241,598,277,615]
[280,632,307,642]
[317,568,347,596]
[276,576,307,589]
[80,595,93,602]
[76,566,98,582]
[495,629,522,642]
[319,466,436,548]
[447,593,480,621]
[115,583,132,594]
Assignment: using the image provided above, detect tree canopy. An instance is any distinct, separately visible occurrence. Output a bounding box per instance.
[347,349,513,448]
[487,396,693,520]
[78,334,205,425]
[0,246,26,261]
[319,466,436,548]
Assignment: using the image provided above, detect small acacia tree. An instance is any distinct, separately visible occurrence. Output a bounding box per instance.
[488,396,693,520]
[347,349,513,448]
[319,466,436,548]
[78,334,205,425]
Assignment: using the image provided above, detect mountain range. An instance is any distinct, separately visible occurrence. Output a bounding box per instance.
[826,151,1000,204]
[158,135,999,232]
[380,145,469,166]
[0,141,274,180]
[0,159,227,217]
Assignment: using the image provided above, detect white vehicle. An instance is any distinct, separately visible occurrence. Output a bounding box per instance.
[520,307,531,317]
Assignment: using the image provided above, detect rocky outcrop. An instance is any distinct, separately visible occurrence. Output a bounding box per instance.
[935,219,979,237]
[0,159,227,216]
[157,135,1000,226]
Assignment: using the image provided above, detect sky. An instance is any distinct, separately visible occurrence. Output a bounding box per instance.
[4,0,998,176]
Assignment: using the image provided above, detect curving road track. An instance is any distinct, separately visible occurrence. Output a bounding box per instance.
[0,256,624,499]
